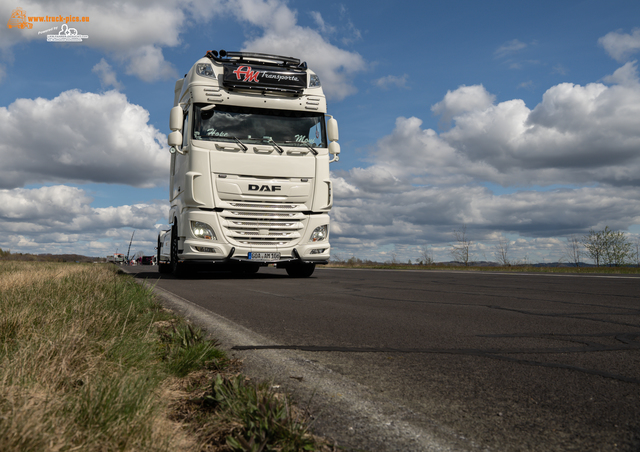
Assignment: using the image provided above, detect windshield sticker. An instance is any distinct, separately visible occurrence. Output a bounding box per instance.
[206,128,229,137]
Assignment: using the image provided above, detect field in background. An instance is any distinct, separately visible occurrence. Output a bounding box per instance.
[326,261,640,274]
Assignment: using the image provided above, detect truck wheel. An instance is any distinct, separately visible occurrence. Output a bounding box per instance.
[170,224,185,277]
[286,263,315,278]
[157,235,171,274]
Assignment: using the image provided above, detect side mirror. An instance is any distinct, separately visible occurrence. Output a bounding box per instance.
[170,106,183,131]
[168,131,182,147]
[328,142,340,162]
[327,117,339,142]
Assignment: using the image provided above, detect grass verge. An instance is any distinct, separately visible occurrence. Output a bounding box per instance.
[0,262,329,451]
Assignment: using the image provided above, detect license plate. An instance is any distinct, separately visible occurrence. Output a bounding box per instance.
[248,252,280,261]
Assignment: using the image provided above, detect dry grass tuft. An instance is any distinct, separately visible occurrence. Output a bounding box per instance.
[0,262,331,452]
[0,262,184,451]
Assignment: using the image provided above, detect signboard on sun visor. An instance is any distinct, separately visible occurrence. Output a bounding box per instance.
[223,64,307,92]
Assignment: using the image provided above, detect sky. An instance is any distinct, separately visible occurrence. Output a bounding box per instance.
[1,0,640,264]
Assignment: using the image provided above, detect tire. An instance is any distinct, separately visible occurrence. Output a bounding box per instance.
[170,224,185,277]
[286,263,315,278]
[157,235,171,274]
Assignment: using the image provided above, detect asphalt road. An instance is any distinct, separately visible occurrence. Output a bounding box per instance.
[124,266,640,451]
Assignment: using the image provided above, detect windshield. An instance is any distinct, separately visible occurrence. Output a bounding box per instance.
[192,104,326,148]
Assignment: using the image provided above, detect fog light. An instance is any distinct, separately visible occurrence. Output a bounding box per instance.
[310,248,326,254]
[194,246,218,253]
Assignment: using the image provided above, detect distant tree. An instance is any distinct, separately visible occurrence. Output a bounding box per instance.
[583,227,632,267]
[634,237,640,268]
[330,253,344,264]
[419,244,434,265]
[450,224,473,266]
[562,236,583,267]
[493,235,511,266]
[603,229,631,266]
[582,229,607,267]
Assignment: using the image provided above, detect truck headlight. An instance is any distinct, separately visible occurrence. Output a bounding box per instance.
[191,221,216,240]
[196,63,216,79]
[309,73,321,87]
[309,225,328,242]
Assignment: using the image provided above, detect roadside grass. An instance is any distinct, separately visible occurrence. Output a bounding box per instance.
[327,262,640,274]
[0,262,327,451]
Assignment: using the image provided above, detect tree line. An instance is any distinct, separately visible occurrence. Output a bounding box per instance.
[564,227,640,267]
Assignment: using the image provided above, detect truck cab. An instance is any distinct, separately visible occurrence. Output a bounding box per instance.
[157,50,340,277]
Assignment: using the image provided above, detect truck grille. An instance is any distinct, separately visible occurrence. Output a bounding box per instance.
[220,207,307,246]
[228,202,296,210]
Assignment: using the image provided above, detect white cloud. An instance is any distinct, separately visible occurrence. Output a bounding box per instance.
[0,89,169,189]
[0,1,186,81]
[431,84,495,129]
[602,60,639,86]
[330,64,640,261]
[232,0,366,100]
[331,182,640,262]
[92,58,122,90]
[123,45,177,82]
[495,39,527,58]
[241,26,366,100]
[310,11,336,35]
[0,185,168,256]
[599,28,640,62]
[373,74,409,90]
[1,0,365,94]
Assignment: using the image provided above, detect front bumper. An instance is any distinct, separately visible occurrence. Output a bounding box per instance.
[174,210,330,266]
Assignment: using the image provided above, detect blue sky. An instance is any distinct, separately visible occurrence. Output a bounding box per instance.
[1,0,640,263]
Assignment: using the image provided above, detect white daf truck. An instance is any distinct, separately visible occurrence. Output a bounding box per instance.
[157,50,340,277]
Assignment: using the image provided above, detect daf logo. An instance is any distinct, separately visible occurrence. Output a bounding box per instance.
[248,184,281,192]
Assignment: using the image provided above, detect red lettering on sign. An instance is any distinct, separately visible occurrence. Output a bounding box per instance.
[233,65,260,83]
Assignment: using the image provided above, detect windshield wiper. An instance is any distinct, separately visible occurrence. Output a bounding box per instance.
[264,138,284,154]
[231,136,248,151]
[284,141,318,155]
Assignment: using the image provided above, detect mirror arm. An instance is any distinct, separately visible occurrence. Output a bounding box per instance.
[170,146,187,155]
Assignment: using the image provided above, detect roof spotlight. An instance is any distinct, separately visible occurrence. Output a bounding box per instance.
[220,49,227,57]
